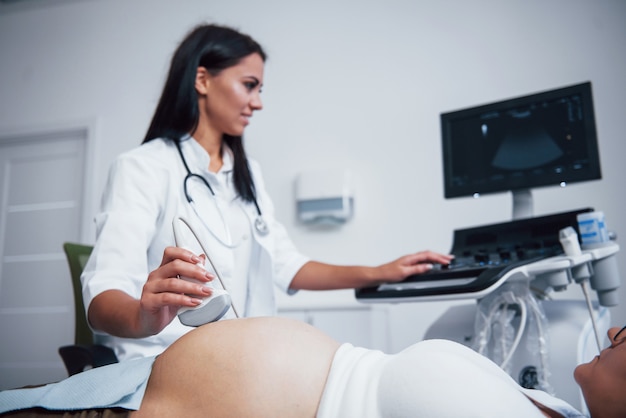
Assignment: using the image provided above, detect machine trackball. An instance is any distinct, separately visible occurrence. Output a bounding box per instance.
[173,217,232,327]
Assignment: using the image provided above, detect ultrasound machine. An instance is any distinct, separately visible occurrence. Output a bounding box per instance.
[356,82,620,412]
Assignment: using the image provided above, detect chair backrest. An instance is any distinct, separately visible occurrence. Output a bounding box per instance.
[62,242,94,346]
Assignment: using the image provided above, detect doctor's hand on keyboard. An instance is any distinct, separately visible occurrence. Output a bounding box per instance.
[375,251,455,284]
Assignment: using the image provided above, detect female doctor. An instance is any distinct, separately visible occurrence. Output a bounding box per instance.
[82,23,453,361]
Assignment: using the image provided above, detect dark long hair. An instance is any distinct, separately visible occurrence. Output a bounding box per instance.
[143,23,266,203]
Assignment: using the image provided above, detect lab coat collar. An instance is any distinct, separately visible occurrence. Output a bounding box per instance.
[179,136,234,175]
[221,146,234,174]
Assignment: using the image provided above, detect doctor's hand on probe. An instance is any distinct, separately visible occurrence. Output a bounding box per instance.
[88,247,214,338]
[139,247,217,335]
[289,250,454,291]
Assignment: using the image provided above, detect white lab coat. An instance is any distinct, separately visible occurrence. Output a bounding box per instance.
[81,137,309,360]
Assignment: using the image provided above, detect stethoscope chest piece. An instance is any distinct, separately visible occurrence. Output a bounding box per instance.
[254,216,269,236]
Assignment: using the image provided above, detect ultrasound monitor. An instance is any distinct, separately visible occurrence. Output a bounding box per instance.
[441,82,601,219]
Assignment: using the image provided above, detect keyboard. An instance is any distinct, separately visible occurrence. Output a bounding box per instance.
[356,208,593,302]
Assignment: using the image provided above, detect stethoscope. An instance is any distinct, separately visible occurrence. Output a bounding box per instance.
[175,140,269,247]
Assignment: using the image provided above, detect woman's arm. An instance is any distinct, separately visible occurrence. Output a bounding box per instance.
[290,251,454,290]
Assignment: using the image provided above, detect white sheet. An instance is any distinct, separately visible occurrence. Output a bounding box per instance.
[317,340,585,418]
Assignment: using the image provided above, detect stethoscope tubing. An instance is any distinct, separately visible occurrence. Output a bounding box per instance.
[174,139,269,239]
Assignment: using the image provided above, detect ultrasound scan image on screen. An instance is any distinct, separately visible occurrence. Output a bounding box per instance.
[441,82,601,218]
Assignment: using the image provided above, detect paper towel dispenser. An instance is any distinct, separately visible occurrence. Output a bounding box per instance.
[295,169,354,223]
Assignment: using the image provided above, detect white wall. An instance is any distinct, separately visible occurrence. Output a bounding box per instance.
[1,0,625,347]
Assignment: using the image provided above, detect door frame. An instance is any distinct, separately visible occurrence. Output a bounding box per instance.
[0,118,97,388]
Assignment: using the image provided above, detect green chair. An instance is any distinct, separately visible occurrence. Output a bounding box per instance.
[58,242,118,375]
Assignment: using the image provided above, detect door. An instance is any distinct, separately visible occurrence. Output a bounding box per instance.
[0,128,87,389]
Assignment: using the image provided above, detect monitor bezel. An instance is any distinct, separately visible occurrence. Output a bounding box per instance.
[440,81,602,200]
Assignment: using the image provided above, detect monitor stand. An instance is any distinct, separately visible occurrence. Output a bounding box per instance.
[512,188,533,220]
